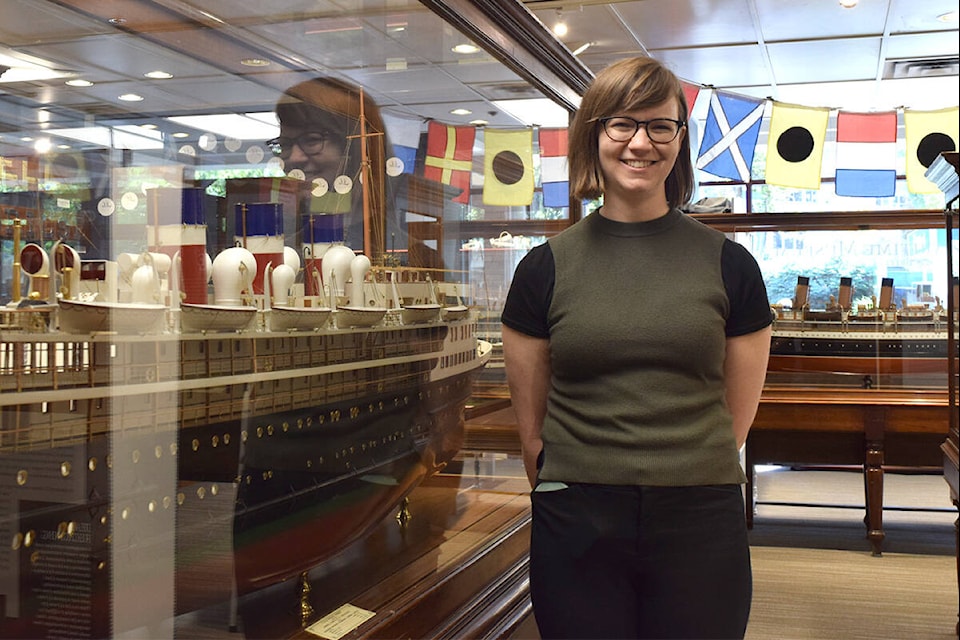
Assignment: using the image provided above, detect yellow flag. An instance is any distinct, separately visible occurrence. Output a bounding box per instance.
[904,107,959,194]
[764,102,829,190]
[483,128,534,206]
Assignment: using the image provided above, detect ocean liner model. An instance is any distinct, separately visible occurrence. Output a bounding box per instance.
[0,99,491,637]
[769,275,955,379]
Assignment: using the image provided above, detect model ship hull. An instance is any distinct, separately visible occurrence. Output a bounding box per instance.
[0,309,490,637]
[770,318,953,376]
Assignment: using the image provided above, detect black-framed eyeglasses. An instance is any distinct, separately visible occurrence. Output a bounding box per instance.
[593,116,685,144]
[265,132,328,158]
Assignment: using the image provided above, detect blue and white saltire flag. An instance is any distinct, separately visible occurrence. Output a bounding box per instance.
[696,90,765,182]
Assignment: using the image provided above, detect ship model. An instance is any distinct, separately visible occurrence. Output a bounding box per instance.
[0,100,491,638]
[769,275,956,379]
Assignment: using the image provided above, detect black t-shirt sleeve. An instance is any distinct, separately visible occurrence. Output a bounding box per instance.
[500,242,555,339]
[722,239,773,337]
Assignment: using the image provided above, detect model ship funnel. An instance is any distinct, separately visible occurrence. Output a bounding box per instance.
[19,243,50,300]
[211,246,256,305]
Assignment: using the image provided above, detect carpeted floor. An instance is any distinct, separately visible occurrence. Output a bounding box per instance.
[745,467,958,640]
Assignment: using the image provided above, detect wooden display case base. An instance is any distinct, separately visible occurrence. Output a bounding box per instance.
[174,458,534,639]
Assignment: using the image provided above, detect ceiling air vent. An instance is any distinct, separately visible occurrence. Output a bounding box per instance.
[884,56,959,79]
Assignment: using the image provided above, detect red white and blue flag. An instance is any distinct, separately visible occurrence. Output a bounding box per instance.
[834,111,897,197]
[538,128,569,208]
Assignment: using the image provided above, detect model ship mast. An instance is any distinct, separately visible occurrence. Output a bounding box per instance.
[353,87,385,262]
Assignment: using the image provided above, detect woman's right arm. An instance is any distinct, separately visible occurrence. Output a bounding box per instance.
[502,325,551,488]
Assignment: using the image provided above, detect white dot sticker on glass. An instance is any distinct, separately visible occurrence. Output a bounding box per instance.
[246,146,265,164]
[386,157,404,177]
[198,133,218,152]
[311,178,329,197]
[333,175,353,195]
[97,198,116,217]
[120,192,139,211]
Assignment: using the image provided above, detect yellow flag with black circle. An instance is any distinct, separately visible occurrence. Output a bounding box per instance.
[904,107,959,194]
[483,128,534,206]
[765,102,829,190]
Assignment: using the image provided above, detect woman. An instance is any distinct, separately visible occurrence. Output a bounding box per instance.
[501,56,772,639]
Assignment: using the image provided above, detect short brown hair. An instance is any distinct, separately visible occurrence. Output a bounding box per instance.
[568,57,694,209]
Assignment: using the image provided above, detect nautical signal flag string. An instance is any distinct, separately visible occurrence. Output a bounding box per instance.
[389,87,955,204]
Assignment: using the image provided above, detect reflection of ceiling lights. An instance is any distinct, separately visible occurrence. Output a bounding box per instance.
[166,113,279,140]
[572,42,593,56]
[450,108,472,116]
[838,0,858,7]
[240,58,270,67]
[118,93,144,102]
[553,10,568,37]
[42,125,163,150]
[452,43,479,55]
[144,70,173,79]
[493,98,571,127]
[0,49,68,83]
[938,10,958,22]
[65,78,94,87]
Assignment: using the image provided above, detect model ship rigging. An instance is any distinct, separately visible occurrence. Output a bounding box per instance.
[0,93,490,638]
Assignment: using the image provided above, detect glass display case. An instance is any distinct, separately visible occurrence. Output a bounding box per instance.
[0,2,580,638]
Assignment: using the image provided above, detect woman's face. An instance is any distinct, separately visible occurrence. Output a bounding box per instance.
[596,98,684,211]
[277,123,349,188]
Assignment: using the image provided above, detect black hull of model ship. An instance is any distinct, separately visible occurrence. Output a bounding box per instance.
[770,331,950,375]
[2,373,476,639]
[176,374,471,596]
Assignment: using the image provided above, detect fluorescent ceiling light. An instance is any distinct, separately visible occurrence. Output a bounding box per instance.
[166,113,279,140]
[43,125,164,150]
[0,49,67,83]
[492,98,572,127]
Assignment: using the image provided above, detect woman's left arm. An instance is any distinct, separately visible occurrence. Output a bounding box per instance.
[724,325,772,448]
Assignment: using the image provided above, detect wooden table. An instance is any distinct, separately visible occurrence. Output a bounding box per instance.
[745,385,950,555]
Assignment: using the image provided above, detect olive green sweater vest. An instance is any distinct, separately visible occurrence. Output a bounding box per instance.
[540,209,746,486]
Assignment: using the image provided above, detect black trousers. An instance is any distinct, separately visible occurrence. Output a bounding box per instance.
[529,482,752,639]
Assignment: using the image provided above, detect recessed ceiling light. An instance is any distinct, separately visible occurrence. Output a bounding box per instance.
[34,138,52,154]
[57,144,71,150]
[452,44,479,55]
[469,119,489,126]
[118,93,144,102]
[144,70,173,79]
[172,132,190,138]
[838,0,858,7]
[241,58,271,67]
[140,123,158,129]
[450,108,472,116]
[65,79,94,87]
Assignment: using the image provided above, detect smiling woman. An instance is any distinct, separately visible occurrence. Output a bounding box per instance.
[502,55,772,640]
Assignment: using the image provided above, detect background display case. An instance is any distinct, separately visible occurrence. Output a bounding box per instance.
[693,209,956,556]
